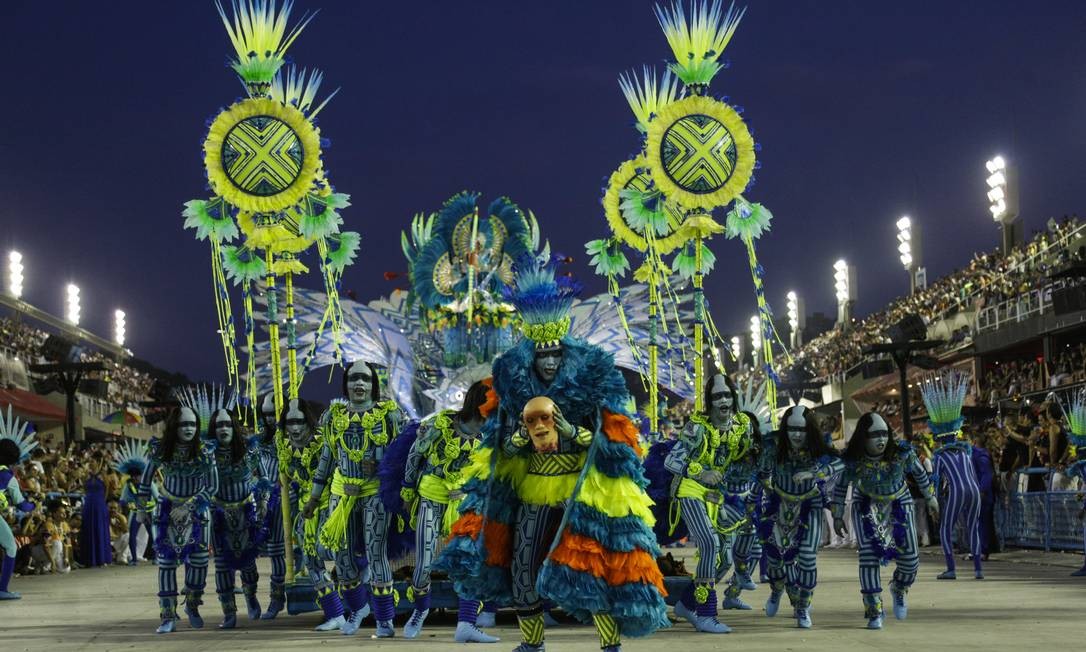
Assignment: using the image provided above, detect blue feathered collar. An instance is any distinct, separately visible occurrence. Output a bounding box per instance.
[491,338,629,426]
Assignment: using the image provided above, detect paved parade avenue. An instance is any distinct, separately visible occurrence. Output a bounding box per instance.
[1,548,1081,651]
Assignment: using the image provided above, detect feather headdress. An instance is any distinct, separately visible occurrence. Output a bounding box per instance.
[0,405,37,463]
[504,256,580,350]
[112,438,150,475]
[919,370,970,440]
[175,385,238,439]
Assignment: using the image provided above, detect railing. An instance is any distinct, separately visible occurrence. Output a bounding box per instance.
[1003,468,1084,552]
[975,277,1077,333]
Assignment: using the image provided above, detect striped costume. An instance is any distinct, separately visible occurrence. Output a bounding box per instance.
[139,438,218,627]
[311,399,403,630]
[933,441,982,575]
[719,452,764,605]
[211,444,264,621]
[759,437,843,613]
[832,449,934,620]
[249,434,287,609]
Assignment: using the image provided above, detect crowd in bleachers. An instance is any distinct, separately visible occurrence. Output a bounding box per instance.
[779,216,1084,383]
[6,443,136,576]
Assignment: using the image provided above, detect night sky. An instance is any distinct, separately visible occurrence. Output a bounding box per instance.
[2,0,1085,390]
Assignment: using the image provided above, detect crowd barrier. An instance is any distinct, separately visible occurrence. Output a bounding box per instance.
[1004,468,1084,552]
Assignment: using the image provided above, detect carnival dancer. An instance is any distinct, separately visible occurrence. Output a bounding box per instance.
[304,361,404,637]
[139,406,219,633]
[720,405,769,611]
[398,380,499,643]
[1061,388,1086,577]
[663,373,752,633]
[920,371,983,580]
[250,393,288,618]
[280,397,353,631]
[831,412,940,629]
[0,406,37,600]
[760,405,843,629]
[115,439,155,565]
[440,258,669,652]
[209,407,265,628]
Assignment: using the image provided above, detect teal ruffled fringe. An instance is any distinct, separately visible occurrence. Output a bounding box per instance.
[539,563,670,638]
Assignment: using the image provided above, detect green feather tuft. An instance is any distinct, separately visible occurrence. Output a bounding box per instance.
[299,193,349,240]
[221,245,267,285]
[183,198,239,243]
[619,187,676,237]
[672,242,716,279]
[655,0,746,86]
[326,231,360,274]
[585,239,631,278]
[215,0,317,85]
[618,66,683,132]
[724,196,773,241]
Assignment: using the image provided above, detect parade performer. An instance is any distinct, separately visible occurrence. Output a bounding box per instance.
[115,439,155,565]
[920,371,983,580]
[440,258,669,652]
[0,406,36,600]
[304,361,404,637]
[139,406,219,634]
[1062,388,1086,577]
[209,407,266,628]
[398,380,499,643]
[721,388,772,611]
[280,397,353,630]
[760,405,843,629]
[831,412,939,629]
[249,393,288,618]
[663,373,751,633]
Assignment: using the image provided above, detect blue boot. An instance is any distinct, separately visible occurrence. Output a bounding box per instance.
[765,591,782,617]
[673,584,698,625]
[156,597,178,634]
[454,621,500,643]
[890,584,908,620]
[795,608,812,629]
[218,592,237,629]
[867,614,883,630]
[692,588,731,633]
[373,587,396,638]
[863,594,883,630]
[722,596,752,610]
[315,591,347,631]
[185,590,205,629]
[243,587,261,620]
[340,585,369,636]
[937,570,957,580]
[261,583,285,620]
[403,589,430,639]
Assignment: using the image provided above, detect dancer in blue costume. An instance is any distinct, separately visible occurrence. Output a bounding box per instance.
[209,407,266,628]
[720,396,770,612]
[919,371,983,580]
[139,406,219,633]
[304,361,404,637]
[760,405,843,629]
[250,393,288,618]
[439,258,669,652]
[280,397,353,631]
[664,372,752,634]
[831,412,939,629]
[1061,388,1086,577]
[399,380,499,643]
[0,406,37,600]
[115,439,155,565]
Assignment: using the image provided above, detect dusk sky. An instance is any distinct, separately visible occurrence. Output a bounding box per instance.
[2,0,1085,390]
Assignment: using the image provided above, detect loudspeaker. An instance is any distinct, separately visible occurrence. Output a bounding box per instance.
[41,335,76,362]
[78,378,109,399]
[888,314,927,343]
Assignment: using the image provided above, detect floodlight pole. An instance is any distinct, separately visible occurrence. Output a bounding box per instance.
[862,341,942,442]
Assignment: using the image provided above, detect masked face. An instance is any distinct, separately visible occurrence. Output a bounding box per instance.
[522,396,558,453]
[533,349,563,385]
[864,413,890,457]
[178,407,198,443]
[213,410,233,446]
[708,375,735,424]
[786,407,808,451]
[260,393,277,430]
[346,362,373,406]
[284,400,311,448]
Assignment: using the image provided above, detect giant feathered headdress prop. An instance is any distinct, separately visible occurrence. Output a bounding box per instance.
[919,370,970,442]
[112,438,150,476]
[504,256,581,350]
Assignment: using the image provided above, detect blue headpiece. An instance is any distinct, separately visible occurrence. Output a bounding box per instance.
[504,255,580,350]
[0,405,37,463]
[1066,388,1086,449]
[919,370,970,442]
[175,385,237,440]
[112,438,150,475]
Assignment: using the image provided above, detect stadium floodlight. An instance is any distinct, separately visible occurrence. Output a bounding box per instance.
[66,283,81,326]
[986,156,1008,221]
[730,335,741,361]
[786,290,805,348]
[833,259,856,328]
[896,216,925,293]
[985,155,1020,254]
[7,251,23,299]
[114,309,126,346]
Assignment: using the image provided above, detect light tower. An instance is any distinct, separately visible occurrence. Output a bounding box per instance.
[786,290,805,348]
[896,216,925,294]
[986,155,1020,254]
[7,251,23,299]
[66,284,81,326]
[730,335,741,366]
[114,310,126,347]
[833,259,856,330]
[749,315,762,368]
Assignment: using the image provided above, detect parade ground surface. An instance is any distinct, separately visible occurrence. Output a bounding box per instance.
[2,547,1081,651]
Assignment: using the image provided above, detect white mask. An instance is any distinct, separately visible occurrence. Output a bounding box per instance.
[260,393,277,431]
[284,400,311,448]
[786,406,808,451]
[864,413,890,457]
[213,410,233,446]
[708,375,735,425]
[346,362,374,408]
[177,407,198,443]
